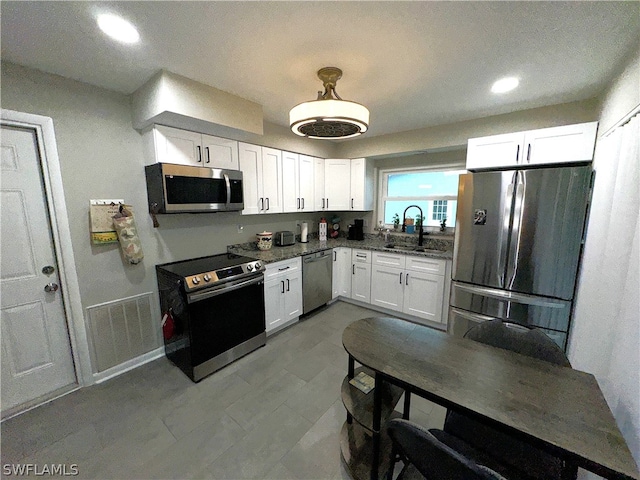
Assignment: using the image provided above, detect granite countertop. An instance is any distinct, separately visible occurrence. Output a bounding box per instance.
[228,234,453,264]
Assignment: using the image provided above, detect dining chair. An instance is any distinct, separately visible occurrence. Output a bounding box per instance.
[432,320,577,480]
[386,418,508,480]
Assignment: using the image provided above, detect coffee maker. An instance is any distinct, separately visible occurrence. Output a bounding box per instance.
[348,219,365,240]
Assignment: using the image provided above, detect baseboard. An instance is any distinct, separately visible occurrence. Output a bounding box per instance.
[92,347,165,384]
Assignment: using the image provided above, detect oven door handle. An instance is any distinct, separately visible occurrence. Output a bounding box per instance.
[187,275,263,303]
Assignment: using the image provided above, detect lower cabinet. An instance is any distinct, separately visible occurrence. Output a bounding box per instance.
[333,248,352,299]
[351,249,372,304]
[264,258,302,334]
[370,252,447,324]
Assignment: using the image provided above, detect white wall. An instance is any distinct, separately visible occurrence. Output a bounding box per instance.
[568,46,640,477]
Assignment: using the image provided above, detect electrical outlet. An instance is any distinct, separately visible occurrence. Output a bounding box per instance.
[237,224,244,233]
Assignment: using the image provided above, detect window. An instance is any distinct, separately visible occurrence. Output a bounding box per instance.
[380,169,463,229]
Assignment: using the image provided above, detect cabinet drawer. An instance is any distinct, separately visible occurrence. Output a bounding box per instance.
[265,257,301,280]
[352,249,371,264]
[406,256,446,276]
[372,251,406,269]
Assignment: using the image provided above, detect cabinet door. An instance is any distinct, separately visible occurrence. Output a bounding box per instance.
[403,271,445,323]
[352,263,371,303]
[284,270,303,322]
[201,135,239,169]
[264,279,285,333]
[298,155,315,212]
[154,125,203,165]
[239,142,263,215]
[324,159,351,210]
[282,151,300,213]
[350,158,371,210]
[524,122,598,166]
[466,132,523,171]
[261,147,283,214]
[314,157,326,211]
[333,248,352,298]
[370,265,404,312]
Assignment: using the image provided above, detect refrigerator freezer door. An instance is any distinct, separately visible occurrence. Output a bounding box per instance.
[449,281,572,334]
[506,166,592,300]
[452,171,516,289]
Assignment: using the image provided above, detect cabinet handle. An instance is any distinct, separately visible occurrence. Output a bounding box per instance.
[351,198,354,209]
[352,264,355,275]
[205,146,210,163]
[399,272,403,284]
[281,280,285,294]
[301,198,305,210]
[516,144,520,163]
[286,279,290,291]
[406,273,409,285]
[322,198,325,209]
[260,198,264,211]
[526,144,531,163]
[266,197,270,211]
[297,198,300,209]
[327,198,329,209]
[334,251,337,261]
[196,146,202,163]
[278,266,290,271]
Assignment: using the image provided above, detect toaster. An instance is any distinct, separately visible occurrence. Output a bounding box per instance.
[274,231,295,246]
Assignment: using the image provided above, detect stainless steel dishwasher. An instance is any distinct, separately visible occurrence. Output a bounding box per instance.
[302,250,333,314]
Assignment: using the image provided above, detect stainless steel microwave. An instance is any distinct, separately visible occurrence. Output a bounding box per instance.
[145,163,244,213]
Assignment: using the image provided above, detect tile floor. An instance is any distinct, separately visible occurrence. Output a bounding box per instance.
[1,302,446,480]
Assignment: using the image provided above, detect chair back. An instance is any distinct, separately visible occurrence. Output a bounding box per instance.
[464,320,570,367]
[387,418,507,480]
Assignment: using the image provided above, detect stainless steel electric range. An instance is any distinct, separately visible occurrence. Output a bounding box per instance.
[156,253,265,382]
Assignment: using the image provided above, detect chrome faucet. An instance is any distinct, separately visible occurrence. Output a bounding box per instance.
[402,205,425,246]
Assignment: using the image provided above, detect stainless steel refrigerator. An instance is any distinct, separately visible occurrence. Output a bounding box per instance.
[449,165,593,349]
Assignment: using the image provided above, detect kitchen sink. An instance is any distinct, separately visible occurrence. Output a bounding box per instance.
[384,244,444,254]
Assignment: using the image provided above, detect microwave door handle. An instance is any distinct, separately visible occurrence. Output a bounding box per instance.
[224,174,231,208]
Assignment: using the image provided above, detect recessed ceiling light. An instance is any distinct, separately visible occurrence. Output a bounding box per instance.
[97,14,140,44]
[491,77,519,94]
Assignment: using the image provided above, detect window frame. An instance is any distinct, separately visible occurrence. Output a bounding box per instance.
[376,165,465,230]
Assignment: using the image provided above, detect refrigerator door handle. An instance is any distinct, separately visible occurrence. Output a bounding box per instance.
[499,171,518,288]
[453,282,567,309]
[507,171,526,289]
[450,307,497,323]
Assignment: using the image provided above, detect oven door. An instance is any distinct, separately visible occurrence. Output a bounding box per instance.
[186,275,265,380]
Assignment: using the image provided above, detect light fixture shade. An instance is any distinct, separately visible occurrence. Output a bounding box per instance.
[290,99,369,139]
[289,67,369,139]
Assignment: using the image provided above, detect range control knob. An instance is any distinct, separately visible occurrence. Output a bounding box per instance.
[247,264,253,272]
[203,274,211,282]
[255,262,261,269]
[192,276,200,285]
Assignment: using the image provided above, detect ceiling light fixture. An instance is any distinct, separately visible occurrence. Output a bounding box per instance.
[491,77,519,94]
[97,13,140,44]
[290,67,369,139]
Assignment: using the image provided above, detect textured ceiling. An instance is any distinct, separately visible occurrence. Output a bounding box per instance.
[1,1,639,138]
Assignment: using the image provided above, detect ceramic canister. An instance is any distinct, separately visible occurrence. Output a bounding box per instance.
[256,231,273,250]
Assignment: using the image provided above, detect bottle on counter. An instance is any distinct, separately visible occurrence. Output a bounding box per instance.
[319,217,327,241]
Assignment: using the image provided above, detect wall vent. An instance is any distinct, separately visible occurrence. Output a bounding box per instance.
[86,292,161,373]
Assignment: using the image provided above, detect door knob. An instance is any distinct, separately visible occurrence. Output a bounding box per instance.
[44,283,59,293]
[42,265,55,275]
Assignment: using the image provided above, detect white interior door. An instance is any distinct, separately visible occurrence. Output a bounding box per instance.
[1,125,76,416]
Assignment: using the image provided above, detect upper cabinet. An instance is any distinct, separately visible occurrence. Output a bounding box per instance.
[466,121,598,171]
[324,158,374,211]
[313,157,326,211]
[145,125,239,169]
[239,143,283,215]
[282,152,316,213]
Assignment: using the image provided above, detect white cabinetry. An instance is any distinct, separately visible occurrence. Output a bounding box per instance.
[323,158,374,211]
[283,152,315,213]
[239,143,283,214]
[351,249,372,303]
[145,125,239,169]
[264,258,302,334]
[324,159,351,210]
[332,248,352,299]
[370,252,447,324]
[466,122,597,171]
[314,157,326,211]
